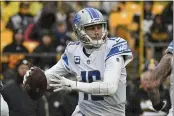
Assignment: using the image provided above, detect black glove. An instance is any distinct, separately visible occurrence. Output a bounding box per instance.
[153,100,167,111]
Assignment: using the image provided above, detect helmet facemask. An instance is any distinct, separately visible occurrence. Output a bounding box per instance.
[75,22,108,48]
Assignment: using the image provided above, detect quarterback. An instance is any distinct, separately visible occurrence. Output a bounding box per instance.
[25,8,133,116]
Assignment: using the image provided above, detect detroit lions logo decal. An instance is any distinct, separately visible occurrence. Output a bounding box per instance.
[73,14,81,24]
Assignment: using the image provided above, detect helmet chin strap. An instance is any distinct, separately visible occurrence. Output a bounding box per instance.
[83,31,107,48]
[83,35,108,54]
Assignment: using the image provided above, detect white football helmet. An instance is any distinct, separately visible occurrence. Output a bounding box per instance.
[72,8,108,48]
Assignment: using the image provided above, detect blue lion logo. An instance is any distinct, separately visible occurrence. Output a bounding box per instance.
[73,14,81,24]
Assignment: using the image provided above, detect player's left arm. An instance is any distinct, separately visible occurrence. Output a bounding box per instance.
[150,53,172,82]
[145,53,173,110]
[145,41,173,91]
[50,55,123,96]
[146,53,173,91]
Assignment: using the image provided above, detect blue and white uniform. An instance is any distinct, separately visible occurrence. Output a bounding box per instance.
[45,37,133,116]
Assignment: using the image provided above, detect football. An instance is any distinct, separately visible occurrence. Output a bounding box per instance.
[24,66,47,101]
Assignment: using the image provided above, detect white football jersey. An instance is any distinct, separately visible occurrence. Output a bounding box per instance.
[46,37,133,116]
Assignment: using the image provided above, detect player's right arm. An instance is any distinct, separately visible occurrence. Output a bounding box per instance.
[45,57,70,86]
[44,42,76,86]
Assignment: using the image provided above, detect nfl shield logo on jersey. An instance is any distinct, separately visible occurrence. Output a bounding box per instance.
[74,56,80,64]
[87,60,90,64]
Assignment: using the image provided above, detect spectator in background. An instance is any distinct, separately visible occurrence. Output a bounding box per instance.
[33,33,57,70]
[66,11,75,26]
[161,2,173,26]
[144,1,154,21]
[1,59,46,116]
[161,2,173,41]
[15,59,32,85]
[126,59,171,116]
[143,1,154,36]
[52,21,72,53]
[130,14,140,49]
[3,29,28,53]
[149,14,169,43]
[34,1,57,22]
[6,2,33,32]
[2,29,29,71]
[56,5,67,22]
[66,11,76,40]
[146,14,169,61]
[29,4,57,41]
[66,11,75,32]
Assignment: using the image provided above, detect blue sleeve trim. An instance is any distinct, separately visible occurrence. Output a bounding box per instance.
[62,54,70,70]
[112,41,126,48]
[62,54,68,65]
[166,42,173,54]
[168,42,173,49]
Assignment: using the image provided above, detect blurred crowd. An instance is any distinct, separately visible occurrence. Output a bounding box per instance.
[0,1,173,116]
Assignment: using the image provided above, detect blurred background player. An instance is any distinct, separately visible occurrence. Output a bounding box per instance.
[145,41,173,116]
[126,58,171,116]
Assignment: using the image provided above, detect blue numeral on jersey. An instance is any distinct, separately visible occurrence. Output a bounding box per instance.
[81,70,104,101]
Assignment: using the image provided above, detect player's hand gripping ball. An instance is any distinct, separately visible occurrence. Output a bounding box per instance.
[23,67,47,101]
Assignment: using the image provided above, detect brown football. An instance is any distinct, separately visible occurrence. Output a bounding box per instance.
[24,66,47,101]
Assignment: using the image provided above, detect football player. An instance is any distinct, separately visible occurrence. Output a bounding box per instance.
[145,41,173,116]
[24,8,133,116]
